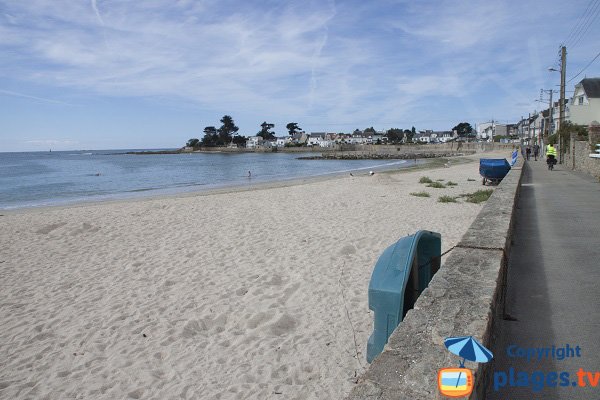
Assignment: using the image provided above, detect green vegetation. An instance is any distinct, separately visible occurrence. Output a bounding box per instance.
[197,115,242,147]
[419,176,433,184]
[438,195,458,203]
[186,138,200,147]
[452,122,475,139]
[436,178,445,181]
[257,121,276,140]
[286,122,302,136]
[410,191,431,198]
[427,181,446,188]
[447,181,458,186]
[467,178,476,181]
[462,189,494,204]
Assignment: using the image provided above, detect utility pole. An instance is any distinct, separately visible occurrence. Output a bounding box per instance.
[559,45,567,163]
[548,89,554,135]
[528,113,531,145]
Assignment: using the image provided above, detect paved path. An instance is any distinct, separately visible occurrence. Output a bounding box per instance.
[486,158,600,399]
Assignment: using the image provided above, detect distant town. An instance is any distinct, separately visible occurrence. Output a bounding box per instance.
[184,77,599,151]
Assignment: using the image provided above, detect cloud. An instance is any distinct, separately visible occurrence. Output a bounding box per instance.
[1,0,599,135]
[0,89,73,105]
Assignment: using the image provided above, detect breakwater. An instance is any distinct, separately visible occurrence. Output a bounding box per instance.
[297,152,468,160]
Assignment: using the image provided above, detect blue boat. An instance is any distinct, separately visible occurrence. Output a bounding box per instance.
[366,230,441,363]
[479,158,511,185]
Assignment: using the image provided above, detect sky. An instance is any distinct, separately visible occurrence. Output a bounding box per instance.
[1,0,600,151]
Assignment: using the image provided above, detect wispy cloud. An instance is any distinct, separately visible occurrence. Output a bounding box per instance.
[0,89,73,105]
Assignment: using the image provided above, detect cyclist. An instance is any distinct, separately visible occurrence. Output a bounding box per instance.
[546,143,557,170]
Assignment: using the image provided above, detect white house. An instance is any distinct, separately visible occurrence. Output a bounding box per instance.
[415,130,433,143]
[308,132,333,147]
[246,136,264,149]
[435,131,455,143]
[568,78,600,127]
[275,137,289,147]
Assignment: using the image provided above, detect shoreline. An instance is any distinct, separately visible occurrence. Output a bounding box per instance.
[2,157,440,215]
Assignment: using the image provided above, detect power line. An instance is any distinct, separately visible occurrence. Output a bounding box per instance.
[568,0,600,49]
[568,51,600,83]
[564,0,599,46]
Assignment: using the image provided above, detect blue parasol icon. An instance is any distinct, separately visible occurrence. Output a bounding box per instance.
[444,336,493,367]
[444,336,493,390]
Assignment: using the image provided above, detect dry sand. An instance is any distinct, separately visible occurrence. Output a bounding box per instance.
[0,152,508,399]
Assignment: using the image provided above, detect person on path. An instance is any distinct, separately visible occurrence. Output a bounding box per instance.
[526,146,531,160]
[533,144,540,161]
[546,143,557,168]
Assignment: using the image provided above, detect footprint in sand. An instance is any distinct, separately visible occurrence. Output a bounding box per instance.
[269,314,298,336]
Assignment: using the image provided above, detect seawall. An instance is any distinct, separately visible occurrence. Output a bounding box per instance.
[346,155,524,399]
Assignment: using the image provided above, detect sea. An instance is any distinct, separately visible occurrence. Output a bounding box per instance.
[0,149,419,210]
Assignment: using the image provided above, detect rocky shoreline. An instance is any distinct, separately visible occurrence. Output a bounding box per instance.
[297,152,471,160]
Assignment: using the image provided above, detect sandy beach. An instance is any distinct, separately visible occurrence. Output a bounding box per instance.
[0,152,509,399]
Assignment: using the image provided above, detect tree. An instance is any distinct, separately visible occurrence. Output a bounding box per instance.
[404,129,415,143]
[201,126,218,146]
[386,128,404,144]
[286,122,302,136]
[452,122,475,138]
[218,115,239,145]
[186,138,200,147]
[364,126,376,134]
[232,135,247,147]
[257,121,276,140]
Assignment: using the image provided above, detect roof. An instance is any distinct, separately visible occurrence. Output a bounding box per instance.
[580,78,600,98]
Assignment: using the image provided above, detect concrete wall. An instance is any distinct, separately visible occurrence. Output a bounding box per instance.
[346,157,524,400]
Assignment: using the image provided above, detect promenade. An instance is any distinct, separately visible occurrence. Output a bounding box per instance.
[486,157,600,399]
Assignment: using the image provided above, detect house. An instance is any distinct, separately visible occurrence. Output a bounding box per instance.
[372,132,387,144]
[275,137,289,147]
[291,132,308,145]
[349,130,370,145]
[308,132,333,147]
[246,136,264,149]
[568,78,600,127]
[435,131,454,143]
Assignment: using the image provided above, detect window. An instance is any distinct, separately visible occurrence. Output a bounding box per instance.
[579,96,584,105]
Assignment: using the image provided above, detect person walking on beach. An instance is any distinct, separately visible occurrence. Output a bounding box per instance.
[533,144,540,161]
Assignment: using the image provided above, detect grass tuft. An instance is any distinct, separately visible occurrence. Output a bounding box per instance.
[438,195,458,203]
[462,189,494,203]
[436,178,445,181]
[410,191,430,198]
[446,181,458,186]
[419,176,433,184]
[426,181,446,188]
[467,178,476,182]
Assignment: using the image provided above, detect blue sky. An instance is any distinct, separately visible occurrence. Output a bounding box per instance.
[1,0,599,151]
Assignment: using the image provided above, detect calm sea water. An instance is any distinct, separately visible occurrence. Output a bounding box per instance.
[0,149,417,210]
